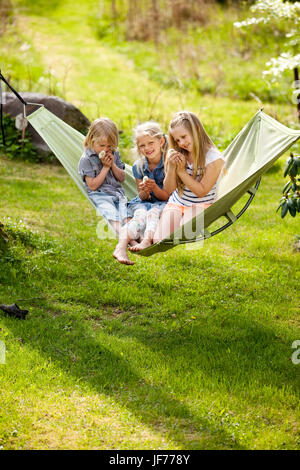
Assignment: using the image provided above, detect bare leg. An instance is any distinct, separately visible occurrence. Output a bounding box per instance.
[128,239,139,247]
[112,209,147,265]
[129,208,161,251]
[179,204,208,226]
[129,231,154,251]
[109,220,122,235]
[113,225,135,265]
[179,204,210,242]
[153,207,182,244]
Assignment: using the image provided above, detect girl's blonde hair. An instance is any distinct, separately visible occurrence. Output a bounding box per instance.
[84,117,119,150]
[168,111,214,195]
[132,121,167,175]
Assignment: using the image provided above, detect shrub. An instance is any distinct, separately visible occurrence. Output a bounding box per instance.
[0,113,55,163]
[277,153,300,219]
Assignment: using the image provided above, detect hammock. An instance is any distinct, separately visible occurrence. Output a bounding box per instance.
[25,106,299,256]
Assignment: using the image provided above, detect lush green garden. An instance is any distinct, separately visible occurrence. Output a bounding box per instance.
[0,0,299,450]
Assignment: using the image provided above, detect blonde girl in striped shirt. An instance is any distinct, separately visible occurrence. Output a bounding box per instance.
[153,111,224,243]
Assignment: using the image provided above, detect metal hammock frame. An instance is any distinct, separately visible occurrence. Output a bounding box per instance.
[1,72,299,257]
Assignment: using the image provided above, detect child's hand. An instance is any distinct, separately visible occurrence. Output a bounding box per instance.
[138,181,151,200]
[144,178,156,192]
[175,153,186,172]
[167,151,185,169]
[167,151,178,168]
[102,153,113,168]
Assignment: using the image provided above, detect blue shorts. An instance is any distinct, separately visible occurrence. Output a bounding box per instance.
[88,192,128,223]
[127,197,167,218]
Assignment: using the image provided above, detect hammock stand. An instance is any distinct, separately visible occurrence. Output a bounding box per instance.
[1,72,299,257]
[173,176,261,245]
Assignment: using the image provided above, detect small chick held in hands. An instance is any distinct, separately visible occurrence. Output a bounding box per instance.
[167,148,176,159]
[98,150,106,159]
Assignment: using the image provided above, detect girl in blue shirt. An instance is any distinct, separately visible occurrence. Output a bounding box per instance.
[113,121,169,265]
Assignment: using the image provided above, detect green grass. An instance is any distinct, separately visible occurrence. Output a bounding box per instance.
[1,0,298,153]
[0,153,299,450]
[2,0,296,108]
[0,0,299,450]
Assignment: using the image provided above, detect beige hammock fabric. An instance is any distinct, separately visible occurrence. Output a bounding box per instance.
[27,107,300,256]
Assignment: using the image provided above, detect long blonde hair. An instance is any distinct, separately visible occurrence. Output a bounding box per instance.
[84,117,119,151]
[132,121,167,175]
[168,111,214,195]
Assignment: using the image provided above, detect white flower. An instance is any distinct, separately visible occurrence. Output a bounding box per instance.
[264,53,300,78]
[20,42,31,52]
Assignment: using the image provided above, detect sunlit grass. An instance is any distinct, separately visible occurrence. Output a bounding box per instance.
[0,0,299,451]
[0,154,299,450]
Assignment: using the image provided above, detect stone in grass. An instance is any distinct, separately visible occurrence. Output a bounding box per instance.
[0,303,28,319]
[2,92,90,157]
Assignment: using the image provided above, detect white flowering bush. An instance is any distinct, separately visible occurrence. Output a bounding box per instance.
[234,0,300,80]
[235,1,300,222]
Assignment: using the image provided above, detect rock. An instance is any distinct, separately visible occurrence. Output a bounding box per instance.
[0,303,28,320]
[2,92,90,155]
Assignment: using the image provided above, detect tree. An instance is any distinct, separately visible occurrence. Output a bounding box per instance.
[234,0,300,221]
[277,154,300,219]
[234,0,300,121]
[0,222,9,250]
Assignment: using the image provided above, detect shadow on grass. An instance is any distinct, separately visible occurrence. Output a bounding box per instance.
[1,242,299,449]
[1,296,247,449]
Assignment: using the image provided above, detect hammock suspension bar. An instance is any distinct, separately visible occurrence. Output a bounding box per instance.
[159,177,261,246]
[0,71,44,145]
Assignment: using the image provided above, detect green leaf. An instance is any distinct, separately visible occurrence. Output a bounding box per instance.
[290,161,298,178]
[284,158,294,177]
[297,198,300,213]
[276,201,284,212]
[282,181,292,194]
[287,198,296,217]
[281,202,288,218]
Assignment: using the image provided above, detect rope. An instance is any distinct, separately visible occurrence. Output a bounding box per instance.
[0,71,44,147]
[0,71,27,105]
[0,71,30,148]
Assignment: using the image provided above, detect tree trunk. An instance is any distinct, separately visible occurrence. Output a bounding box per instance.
[151,0,160,46]
[111,0,117,25]
[172,0,182,29]
[0,222,9,249]
[127,0,138,40]
[294,67,300,123]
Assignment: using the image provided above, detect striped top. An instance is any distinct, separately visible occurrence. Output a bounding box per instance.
[169,147,224,207]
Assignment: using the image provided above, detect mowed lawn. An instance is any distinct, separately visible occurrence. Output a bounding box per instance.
[0,0,300,450]
[0,152,299,449]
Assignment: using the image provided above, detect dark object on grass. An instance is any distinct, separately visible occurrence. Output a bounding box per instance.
[2,92,90,155]
[0,303,28,319]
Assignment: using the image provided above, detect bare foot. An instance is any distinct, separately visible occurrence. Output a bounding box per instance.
[113,245,135,265]
[128,239,152,252]
[128,239,139,247]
